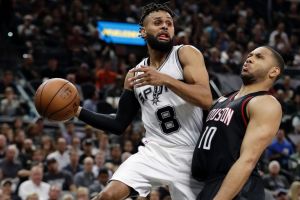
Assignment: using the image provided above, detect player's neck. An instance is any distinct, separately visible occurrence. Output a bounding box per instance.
[148,47,170,68]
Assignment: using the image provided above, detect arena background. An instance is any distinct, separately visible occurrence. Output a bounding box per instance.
[0,0,299,199]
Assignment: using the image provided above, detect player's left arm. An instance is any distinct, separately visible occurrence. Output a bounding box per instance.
[213,95,282,200]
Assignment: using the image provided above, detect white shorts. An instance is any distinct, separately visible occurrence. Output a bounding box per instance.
[111,140,203,200]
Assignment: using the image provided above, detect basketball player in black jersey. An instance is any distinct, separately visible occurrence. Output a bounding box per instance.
[192,46,285,200]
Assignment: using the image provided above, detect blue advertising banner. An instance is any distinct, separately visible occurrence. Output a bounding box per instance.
[97,21,146,46]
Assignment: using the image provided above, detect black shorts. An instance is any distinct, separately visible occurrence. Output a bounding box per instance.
[197,175,265,200]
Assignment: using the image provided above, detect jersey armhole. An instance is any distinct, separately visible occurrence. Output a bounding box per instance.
[175,45,184,72]
[241,96,254,127]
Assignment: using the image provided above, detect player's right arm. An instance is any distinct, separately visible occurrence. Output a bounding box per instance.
[213,95,282,200]
[75,72,140,135]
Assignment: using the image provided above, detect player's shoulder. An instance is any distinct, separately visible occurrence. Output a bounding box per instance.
[178,45,202,55]
[177,45,204,63]
[248,94,282,113]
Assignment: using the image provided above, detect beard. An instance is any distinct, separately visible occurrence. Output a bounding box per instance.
[146,33,174,52]
[241,73,256,85]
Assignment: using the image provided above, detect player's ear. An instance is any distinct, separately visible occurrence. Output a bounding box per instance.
[140,27,147,39]
[269,66,280,79]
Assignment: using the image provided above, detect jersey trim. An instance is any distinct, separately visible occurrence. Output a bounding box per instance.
[241,96,254,127]
[175,45,184,73]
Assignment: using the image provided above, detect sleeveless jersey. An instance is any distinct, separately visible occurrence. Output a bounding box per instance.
[133,45,203,147]
[192,91,269,181]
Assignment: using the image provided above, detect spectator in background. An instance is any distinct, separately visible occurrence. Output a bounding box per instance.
[89,168,110,196]
[263,160,290,192]
[41,57,64,79]
[288,181,300,200]
[92,150,109,178]
[76,187,89,200]
[1,178,21,200]
[288,141,300,179]
[63,149,82,176]
[74,157,95,188]
[0,70,17,95]
[43,158,75,192]
[47,137,70,170]
[0,145,22,179]
[267,128,294,169]
[48,185,62,200]
[0,135,7,161]
[18,166,50,200]
[19,54,40,81]
[40,136,55,158]
[0,87,22,117]
[105,144,122,167]
[79,139,95,164]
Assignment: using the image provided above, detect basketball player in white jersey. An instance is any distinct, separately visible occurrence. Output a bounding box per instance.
[75,3,212,200]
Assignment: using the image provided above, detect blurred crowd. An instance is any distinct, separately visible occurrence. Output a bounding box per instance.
[0,0,300,199]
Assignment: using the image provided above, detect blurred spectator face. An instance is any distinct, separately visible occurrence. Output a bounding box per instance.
[48,185,61,200]
[5,146,17,161]
[83,157,94,172]
[30,167,43,186]
[24,139,33,151]
[0,135,7,150]
[72,137,81,149]
[94,151,105,166]
[48,58,58,70]
[26,193,39,200]
[123,140,133,153]
[276,129,285,141]
[24,15,33,26]
[13,117,23,129]
[1,180,13,196]
[15,129,25,144]
[111,145,121,160]
[269,161,280,176]
[47,161,59,173]
[57,138,67,153]
[32,149,44,162]
[77,189,88,200]
[66,73,76,84]
[69,150,79,164]
[3,70,14,84]
[98,171,109,186]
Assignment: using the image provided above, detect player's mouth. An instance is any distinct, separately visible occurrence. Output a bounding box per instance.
[242,63,249,72]
[157,33,170,41]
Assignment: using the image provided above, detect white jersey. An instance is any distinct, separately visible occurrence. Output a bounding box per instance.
[134,45,203,147]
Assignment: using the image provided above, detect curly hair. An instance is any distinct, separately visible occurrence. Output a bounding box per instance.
[139,2,175,26]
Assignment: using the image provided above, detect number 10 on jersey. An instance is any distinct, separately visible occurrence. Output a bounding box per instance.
[198,126,217,150]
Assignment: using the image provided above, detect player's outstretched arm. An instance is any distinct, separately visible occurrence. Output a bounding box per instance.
[129,45,212,109]
[76,72,140,135]
[213,95,282,200]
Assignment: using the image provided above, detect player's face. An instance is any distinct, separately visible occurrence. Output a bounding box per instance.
[141,10,175,52]
[241,47,279,85]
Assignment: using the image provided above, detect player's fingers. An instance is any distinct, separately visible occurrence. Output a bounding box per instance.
[129,66,149,73]
[128,73,148,82]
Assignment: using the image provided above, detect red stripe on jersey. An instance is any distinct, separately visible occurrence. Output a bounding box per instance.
[241,96,253,127]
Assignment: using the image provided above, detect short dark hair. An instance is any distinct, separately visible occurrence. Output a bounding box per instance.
[139,2,175,26]
[263,46,285,80]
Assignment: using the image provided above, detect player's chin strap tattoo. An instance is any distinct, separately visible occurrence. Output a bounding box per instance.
[78,89,140,135]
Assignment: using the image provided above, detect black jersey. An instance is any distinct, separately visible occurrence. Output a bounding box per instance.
[192,91,269,181]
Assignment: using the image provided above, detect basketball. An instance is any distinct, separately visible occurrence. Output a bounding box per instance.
[34,78,80,121]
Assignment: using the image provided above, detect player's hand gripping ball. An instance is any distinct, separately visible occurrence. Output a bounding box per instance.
[34,78,80,121]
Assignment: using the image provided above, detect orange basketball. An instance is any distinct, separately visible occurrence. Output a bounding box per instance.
[34,78,80,121]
